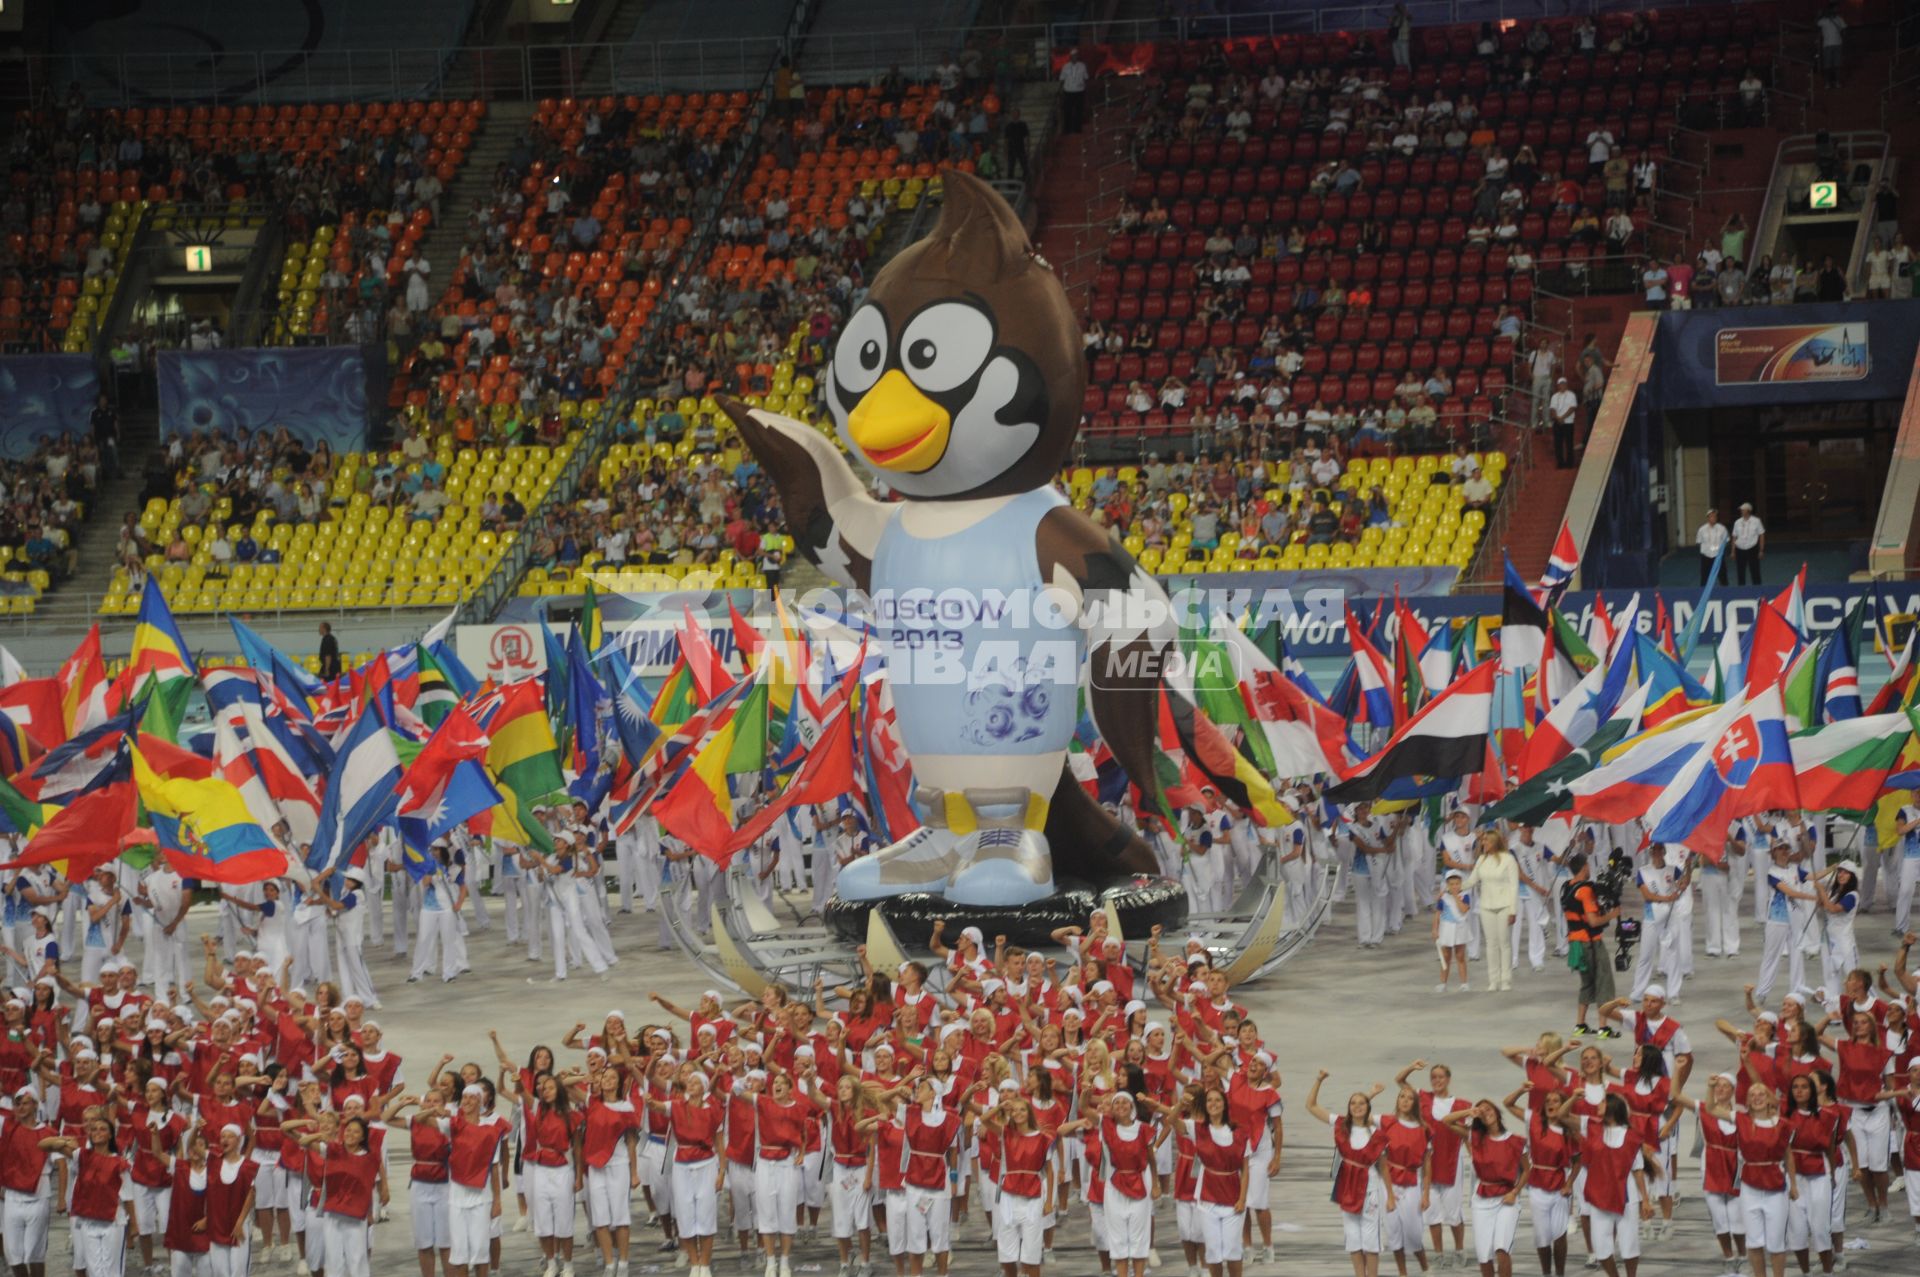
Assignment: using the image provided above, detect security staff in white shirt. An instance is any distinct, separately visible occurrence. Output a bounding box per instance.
[1695,509,1729,584]
[1548,377,1580,468]
[1731,501,1766,584]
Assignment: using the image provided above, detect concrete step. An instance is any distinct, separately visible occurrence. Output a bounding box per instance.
[418,101,539,289]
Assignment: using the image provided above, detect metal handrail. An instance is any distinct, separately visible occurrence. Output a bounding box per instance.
[24,0,1767,108]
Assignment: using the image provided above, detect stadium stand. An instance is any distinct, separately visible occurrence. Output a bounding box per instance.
[516,75,995,597]
[1025,4,1793,578]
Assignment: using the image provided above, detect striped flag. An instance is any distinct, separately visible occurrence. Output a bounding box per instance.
[306,708,402,876]
[1537,519,1579,605]
[1325,660,1496,803]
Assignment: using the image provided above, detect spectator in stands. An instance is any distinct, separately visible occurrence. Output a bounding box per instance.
[1389,5,1413,68]
[1872,181,1900,250]
[1891,233,1914,300]
[1716,259,1748,308]
[1667,256,1695,310]
[1794,258,1821,302]
[1817,255,1849,302]
[1817,5,1847,88]
[1059,50,1090,134]
[1641,258,1670,310]
[1003,108,1030,181]
[1604,206,1636,257]
[1549,378,1579,470]
[1865,237,1894,299]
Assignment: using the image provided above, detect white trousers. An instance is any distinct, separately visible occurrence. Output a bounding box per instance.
[827,1164,871,1238]
[994,1192,1045,1266]
[1702,869,1742,955]
[3,1189,51,1263]
[72,1215,125,1277]
[1482,906,1514,988]
[671,1159,718,1239]
[208,1241,248,1277]
[322,1213,371,1277]
[411,908,461,982]
[753,1158,799,1235]
[586,1150,633,1231]
[1383,1184,1424,1255]
[448,1183,494,1267]
[1787,1171,1832,1253]
[901,1186,949,1255]
[1472,1197,1519,1262]
[1754,919,1805,1002]
[1894,854,1920,932]
[1526,1186,1569,1250]
[1513,895,1549,970]
[1355,873,1388,945]
[1742,1185,1788,1252]
[525,1161,575,1239]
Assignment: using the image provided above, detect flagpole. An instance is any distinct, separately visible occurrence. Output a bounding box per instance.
[1677,539,1729,663]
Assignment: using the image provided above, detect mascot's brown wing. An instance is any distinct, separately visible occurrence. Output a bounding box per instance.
[1037,504,1254,868]
[718,394,878,591]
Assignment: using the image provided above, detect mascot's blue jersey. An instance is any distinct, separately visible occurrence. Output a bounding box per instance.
[871,486,1084,759]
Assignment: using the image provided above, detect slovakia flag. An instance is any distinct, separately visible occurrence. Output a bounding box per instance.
[1644,685,1799,860]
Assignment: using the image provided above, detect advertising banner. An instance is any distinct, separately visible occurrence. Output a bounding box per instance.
[1714,322,1870,385]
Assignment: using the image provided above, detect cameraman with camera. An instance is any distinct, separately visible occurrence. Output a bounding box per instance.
[1563,851,1621,1036]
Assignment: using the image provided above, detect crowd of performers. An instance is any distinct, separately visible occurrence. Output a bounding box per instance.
[1,785,1920,1277]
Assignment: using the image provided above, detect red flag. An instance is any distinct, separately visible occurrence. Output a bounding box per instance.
[861,685,918,841]
[680,605,736,702]
[728,599,764,665]
[0,781,137,874]
[0,677,64,762]
[718,707,859,861]
[137,733,214,781]
[55,623,108,737]
[652,761,738,861]
[1744,604,1801,696]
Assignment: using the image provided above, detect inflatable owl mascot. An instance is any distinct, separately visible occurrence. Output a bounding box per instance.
[721,172,1238,932]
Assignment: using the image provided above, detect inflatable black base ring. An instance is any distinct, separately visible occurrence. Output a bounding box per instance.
[821,875,1189,951]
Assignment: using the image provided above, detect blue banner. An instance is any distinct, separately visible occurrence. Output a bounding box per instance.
[158,347,368,453]
[1653,301,1920,409]
[0,355,100,461]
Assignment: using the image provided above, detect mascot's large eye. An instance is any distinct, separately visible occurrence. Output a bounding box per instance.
[899,303,994,394]
[833,306,889,397]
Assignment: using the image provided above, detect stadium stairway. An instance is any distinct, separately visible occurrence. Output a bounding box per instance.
[59,406,159,600]
[418,101,536,291]
[1497,430,1581,584]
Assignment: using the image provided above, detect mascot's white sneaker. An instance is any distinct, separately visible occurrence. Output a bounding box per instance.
[835,826,963,899]
[945,828,1055,906]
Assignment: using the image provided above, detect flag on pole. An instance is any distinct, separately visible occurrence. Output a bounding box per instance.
[1325,660,1496,803]
[1500,556,1548,673]
[1645,686,1799,857]
[305,708,403,876]
[1537,519,1579,605]
[128,588,197,685]
[133,745,289,883]
[1787,711,1912,816]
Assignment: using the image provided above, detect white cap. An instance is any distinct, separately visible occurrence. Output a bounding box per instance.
[1643,984,1667,1001]
[1124,1000,1146,1017]
[961,926,984,947]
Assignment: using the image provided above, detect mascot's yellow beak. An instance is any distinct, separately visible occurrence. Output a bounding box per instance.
[848,370,950,472]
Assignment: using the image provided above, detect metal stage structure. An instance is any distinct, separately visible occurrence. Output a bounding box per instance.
[659,857,1338,997]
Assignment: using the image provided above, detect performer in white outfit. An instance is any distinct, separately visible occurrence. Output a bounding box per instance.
[1508,825,1555,974]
